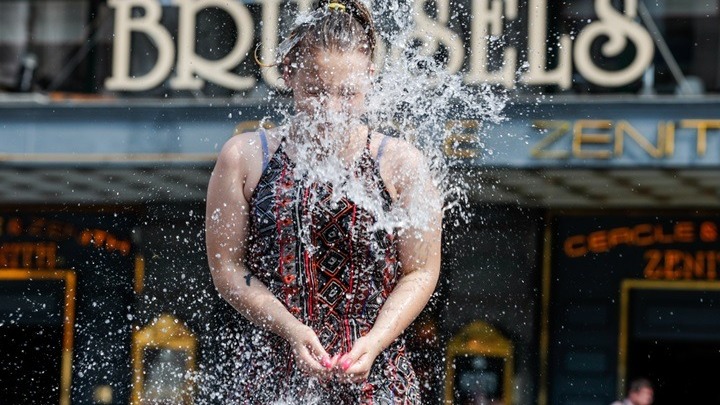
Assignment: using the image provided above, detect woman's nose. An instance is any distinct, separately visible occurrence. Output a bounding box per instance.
[318,94,344,114]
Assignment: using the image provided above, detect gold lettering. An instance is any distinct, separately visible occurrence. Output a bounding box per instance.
[644,250,662,279]
[233,120,275,136]
[690,251,704,280]
[46,243,57,268]
[700,221,717,242]
[614,120,664,158]
[680,119,720,156]
[46,221,63,239]
[710,252,718,280]
[653,225,674,243]
[564,235,587,258]
[662,121,675,156]
[21,244,34,268]
[93,230,108,247]
[444,134,477,159]
[634,224,654,246]
[674,222,694,243]
[587,231,609,253]
[28,217,45,237]
[7,218,22,236]
[0,243,57,269]
[531,120,571,159]
[79,230,92,246]
[444,120,479,158]
[573,120,613,159]
[608,227,633,248]
[663,250,683,280]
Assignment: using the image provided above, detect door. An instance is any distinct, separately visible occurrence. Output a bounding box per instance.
[0,270,75,405]
[623,283,720,405]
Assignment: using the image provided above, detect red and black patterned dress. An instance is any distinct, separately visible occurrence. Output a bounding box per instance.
[232,130,420,404]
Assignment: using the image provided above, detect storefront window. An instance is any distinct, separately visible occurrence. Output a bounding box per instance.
[0,1,92,92]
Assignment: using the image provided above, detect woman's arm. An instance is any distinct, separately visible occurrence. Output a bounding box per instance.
[338,143,442,381]
[206,135,332,375]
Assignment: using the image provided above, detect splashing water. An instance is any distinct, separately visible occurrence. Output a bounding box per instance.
[194,1,507,403]
[270,0,507,235]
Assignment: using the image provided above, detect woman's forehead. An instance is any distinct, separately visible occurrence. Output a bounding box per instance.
[296,51,371,85]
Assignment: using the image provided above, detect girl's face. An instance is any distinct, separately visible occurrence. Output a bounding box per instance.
[287,50,373,127]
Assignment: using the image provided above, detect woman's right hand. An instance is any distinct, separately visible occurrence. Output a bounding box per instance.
[284,323,333,380]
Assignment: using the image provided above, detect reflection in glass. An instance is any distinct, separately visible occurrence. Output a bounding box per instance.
[142,348,188,404]
[131,314,196,405]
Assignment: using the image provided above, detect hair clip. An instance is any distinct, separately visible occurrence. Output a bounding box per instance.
[327,2,346,12]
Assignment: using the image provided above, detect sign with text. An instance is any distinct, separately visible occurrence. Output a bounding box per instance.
[546,214,720,404]
[3,101,719,167]
[454,100,720,168]
[560,217,720,281]
[106,0,655,91]
[0,215,132,270]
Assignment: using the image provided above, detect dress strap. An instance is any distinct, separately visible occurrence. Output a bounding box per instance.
[259,128,270,171]
[376,135,390,166]
[365,126,372,151]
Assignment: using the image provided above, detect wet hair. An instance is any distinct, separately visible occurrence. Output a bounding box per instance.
[628,378,653,394]
[274,0,376,74]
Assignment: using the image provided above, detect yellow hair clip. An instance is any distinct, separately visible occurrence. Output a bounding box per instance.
[327,2,346,12]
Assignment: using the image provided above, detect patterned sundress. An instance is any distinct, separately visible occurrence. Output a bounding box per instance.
[230,129,421,404]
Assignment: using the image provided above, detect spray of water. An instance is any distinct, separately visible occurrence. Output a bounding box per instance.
[193,1,507,403]
[267,0,507,234]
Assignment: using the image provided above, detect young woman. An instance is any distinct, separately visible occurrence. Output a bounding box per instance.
[205,1,441,402]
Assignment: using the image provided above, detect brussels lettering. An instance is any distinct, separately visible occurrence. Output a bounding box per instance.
[106,0,655,91]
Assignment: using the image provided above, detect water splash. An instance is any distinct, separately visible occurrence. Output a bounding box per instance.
[267,0,507,237]
[198,1,508,402]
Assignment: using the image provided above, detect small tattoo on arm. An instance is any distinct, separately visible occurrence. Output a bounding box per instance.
[245,273,252,286]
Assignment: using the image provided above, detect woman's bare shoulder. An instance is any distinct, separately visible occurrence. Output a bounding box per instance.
[215,130,272,173]
[217,132,255,163]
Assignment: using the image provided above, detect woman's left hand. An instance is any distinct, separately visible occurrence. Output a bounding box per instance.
[335,335,382,383]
